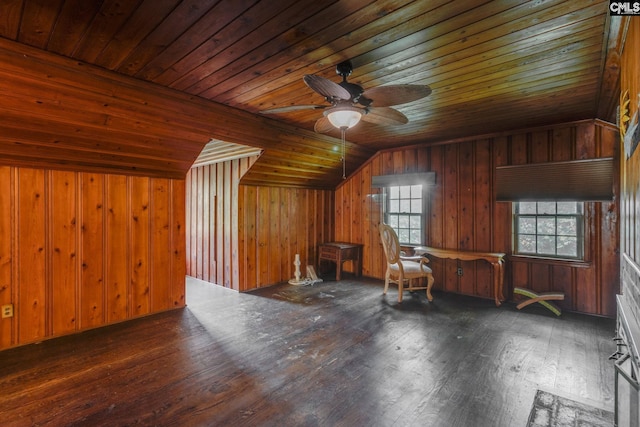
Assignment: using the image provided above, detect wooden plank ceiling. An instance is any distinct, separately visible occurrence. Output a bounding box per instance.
[0,0,621,188]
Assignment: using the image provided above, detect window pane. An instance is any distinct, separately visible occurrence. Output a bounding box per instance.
[519,202,537,214]
[513,201,583,260]
[557,202,577,214]
[557,236,577,257]
[518,217,536,234]
[557,218,577,236]
[538,202,556,215]
[537,235,556,254]
[384,184,424,245]
[518,235,536,253]
[537,218,556,235]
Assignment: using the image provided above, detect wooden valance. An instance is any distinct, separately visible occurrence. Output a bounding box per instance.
[495,158,614,201]
[371,172,436,188]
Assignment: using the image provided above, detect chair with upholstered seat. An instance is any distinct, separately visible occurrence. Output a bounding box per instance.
[379,223,435,302]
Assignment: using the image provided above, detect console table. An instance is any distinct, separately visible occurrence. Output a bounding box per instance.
[414,246,506,306]
[318,242,363,281]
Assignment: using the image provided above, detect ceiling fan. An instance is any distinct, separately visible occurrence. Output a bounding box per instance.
[260,60,432,133]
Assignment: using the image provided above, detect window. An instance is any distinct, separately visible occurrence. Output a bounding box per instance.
[513,201,584,259]
[384,184,424,245]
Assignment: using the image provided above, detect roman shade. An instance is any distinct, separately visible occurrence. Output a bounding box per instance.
[495,158,614,201]
[371,172,436,188]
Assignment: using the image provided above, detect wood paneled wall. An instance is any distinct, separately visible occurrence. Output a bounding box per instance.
[620,18,640,316]
[335,120,619,317]
[238,185,334,291]
[0,167,186,350]
[185,156,257,289]
[186,156,334,292]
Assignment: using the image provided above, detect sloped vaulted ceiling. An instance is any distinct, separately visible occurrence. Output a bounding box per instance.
[0,1,623,188]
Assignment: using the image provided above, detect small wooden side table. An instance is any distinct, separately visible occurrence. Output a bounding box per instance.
[318,242,363,281]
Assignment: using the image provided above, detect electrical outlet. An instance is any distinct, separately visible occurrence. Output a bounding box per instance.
[457,267,463,276]
[2,304,14,318]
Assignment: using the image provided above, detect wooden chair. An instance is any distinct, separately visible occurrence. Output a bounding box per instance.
[379,223,435,302]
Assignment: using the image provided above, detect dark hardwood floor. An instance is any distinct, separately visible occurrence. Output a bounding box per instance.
[0,276,615,426]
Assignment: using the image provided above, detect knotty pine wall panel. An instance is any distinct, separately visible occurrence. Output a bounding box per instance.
[238,186,334,291]
[80,173,105,329]
[105,175,129,324]
[150,178,173,312]
[130,176,151,317]
[186,156,258,290]
[17,169,46,343]
[0,167,11,348]
[619,17,640,320]
[0,167,186,350]
[50,170,78,336]
[186,157,337,293]
[335,120,619,316]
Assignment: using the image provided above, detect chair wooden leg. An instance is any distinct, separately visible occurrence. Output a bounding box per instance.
[383,271,390,295]
[426,274,434,301]
[397,276,404,302]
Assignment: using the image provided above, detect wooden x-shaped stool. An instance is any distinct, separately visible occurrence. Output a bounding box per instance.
[514,287,565,316]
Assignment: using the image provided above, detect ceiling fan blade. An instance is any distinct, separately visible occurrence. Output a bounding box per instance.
[363,84,432,107]
[314,116,335,133]
[303,74,352,101]
[260,104,326,114]
[362,107,408,126]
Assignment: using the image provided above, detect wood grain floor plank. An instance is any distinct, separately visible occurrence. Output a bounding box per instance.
[0,276,615,426]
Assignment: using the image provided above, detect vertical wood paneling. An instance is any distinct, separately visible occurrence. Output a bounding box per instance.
[242,185,257,289]
[185,155,304,292]
[50,171,78,335]
[0,167,13,348]
[458,142,475,295]
[17,169,46,344]
[105,175,128,323]
[335,120,619,316]
[474,139,492,297]
[130,176,150,317]
[223,162,232,287]
[150,178,171,312]
[171,179,186,308]
[0,167,186,351]
[79,173,105,329]
[619,17,639,321]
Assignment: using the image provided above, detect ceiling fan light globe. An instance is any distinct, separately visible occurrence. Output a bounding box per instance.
[326,107,362,129]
